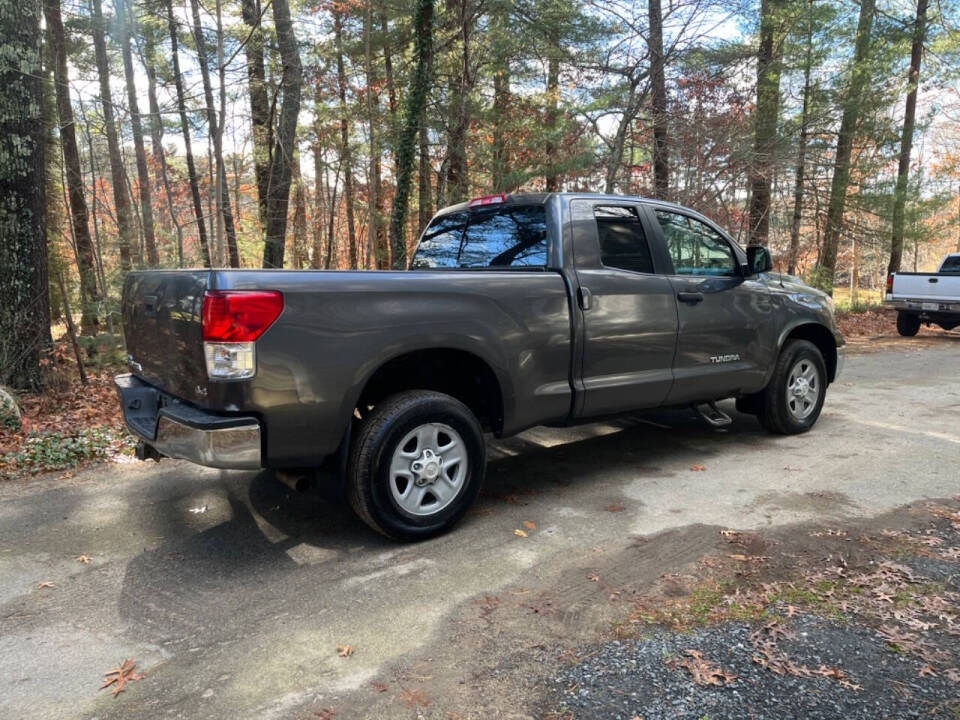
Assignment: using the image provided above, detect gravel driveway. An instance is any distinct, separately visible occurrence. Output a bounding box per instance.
[0,340,958,719]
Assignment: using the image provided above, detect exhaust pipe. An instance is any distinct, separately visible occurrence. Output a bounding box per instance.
[276,469,313,493]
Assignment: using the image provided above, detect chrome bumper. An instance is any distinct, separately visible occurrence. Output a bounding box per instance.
[115,374,262,470]
[148,414,261,469]
[885,298,960,314]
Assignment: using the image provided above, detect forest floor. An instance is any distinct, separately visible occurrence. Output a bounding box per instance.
[0,344,957,719]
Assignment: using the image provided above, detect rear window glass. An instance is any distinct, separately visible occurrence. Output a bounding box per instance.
[411,205,548,268]
[940,256,960,274]
[594,206,654,274]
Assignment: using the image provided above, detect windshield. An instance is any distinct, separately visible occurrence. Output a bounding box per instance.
[411,205,548,269]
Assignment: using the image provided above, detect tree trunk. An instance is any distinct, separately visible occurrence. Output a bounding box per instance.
[418,122,432,236]
[241,0,271,241]
[261,0,302,268]
[747,0,786,247]
[814,0,875,293]
[603,79,642,194]
[334,9,357,267]
[445,0,471,201]
[44,0,101,332]
[364,2,388,269]
[787,0,815,276]
[142,28,183,266]
[312,85,326,269]
[887,0,928,275]
[543,28,561,192]
[189,0,239,267]
[166,0,211,267]
[389,0,434,269]
[490,3,511,193]
[118,0,158,266]
[649,0,669,199]
[0,0,50,388]
[91,0,136,272]
[291,152,308,269]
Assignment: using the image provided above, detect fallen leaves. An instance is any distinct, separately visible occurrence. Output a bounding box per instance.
[36,581,55,589]
[668,649,737,686]
[689,464,706,472]
[522,520,536,530]
[513,529,528,538]
[313,709,337,719]
[604,504,626,513]
[76,555,92,564]
[336,645,354,658]
[587,573,600,582]
[918,664,938,677]
[99,659,144,697]
[370,681,389,693]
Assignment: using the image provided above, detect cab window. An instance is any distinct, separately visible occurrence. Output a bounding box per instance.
[655,210,737,277]
[594,206,654,274]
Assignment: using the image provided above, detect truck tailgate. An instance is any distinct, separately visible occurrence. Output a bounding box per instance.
[891,273,960,302]
[122,271,211,406]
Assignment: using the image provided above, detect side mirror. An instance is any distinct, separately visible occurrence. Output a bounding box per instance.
[745,246,774,275]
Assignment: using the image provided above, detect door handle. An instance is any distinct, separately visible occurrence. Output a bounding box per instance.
[677,291,704,304]
[577,286,593,311]
[929,278,938,283]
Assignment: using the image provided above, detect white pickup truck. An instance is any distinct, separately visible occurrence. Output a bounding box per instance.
[886,253,960,336]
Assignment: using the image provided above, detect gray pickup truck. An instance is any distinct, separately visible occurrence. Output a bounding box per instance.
[116,192,844,539]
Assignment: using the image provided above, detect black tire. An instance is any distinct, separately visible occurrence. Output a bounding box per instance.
[346,390,486,541]
[757,339,827,435]
[896,311,921,337]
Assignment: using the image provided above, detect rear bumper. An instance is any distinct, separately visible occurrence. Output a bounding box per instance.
[114,373,262,470]
[885,297,960,315]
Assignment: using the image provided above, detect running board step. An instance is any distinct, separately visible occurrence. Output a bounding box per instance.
[694,402,732,427]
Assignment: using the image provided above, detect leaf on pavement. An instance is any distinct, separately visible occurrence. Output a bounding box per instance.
[314,709,337,719]
[513,529,528,538]
[522,520,536,530]
[100,659,144,697]
[36,581,55,589]
[370,681,389,693]
[336,645,354,658]
[919,664,938,677]
[587,573,600,582]
[689,465,706,472]
[669,649,737,686]
[76,555,92,564]
[605,504,626,512]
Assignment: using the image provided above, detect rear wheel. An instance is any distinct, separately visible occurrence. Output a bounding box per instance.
[757,340,827,435]
[896,311,921,337]
[347,391,486,541]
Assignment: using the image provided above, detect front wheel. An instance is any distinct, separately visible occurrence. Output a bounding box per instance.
[757,340,827,435]
[896,311,921,337]
[347,391,486,541]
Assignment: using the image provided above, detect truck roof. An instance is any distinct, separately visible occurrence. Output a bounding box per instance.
[433,191,692,218]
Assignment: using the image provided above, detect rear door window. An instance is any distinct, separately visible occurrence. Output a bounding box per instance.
[594,205,655,274]
[412,205,548,268]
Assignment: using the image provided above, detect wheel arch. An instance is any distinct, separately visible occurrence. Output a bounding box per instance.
[349,348,507,436]
[779,322,838,383]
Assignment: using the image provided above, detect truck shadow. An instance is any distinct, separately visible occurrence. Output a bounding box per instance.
[115,404,766,645]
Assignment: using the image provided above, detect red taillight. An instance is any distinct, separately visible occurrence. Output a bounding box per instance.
[202,290,283,342]
[886,273,894,292]
[468,193,507,208]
